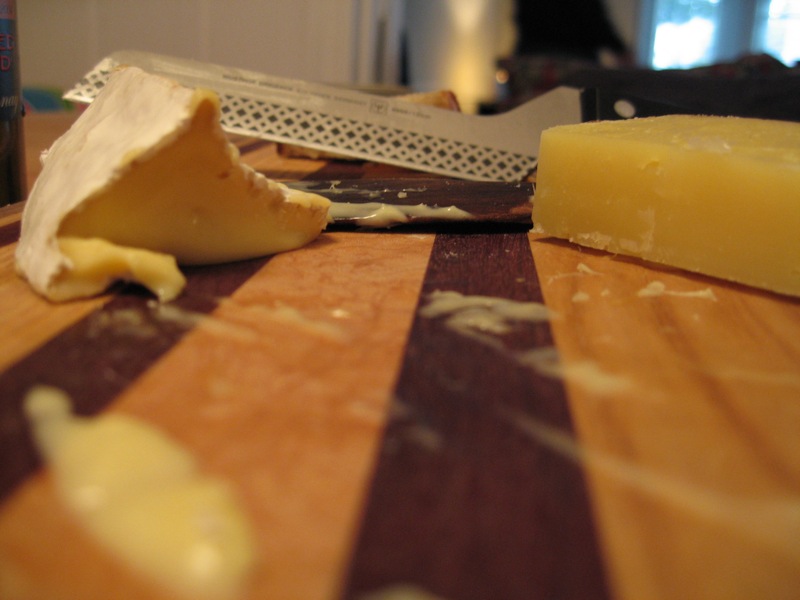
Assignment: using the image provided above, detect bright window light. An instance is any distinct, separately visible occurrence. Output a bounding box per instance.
[645,0,800,69]
[648,0,721,69]
[653,16,717,68]
[759,0,800,65]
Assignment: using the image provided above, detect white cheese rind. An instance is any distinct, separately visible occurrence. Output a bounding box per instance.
[16,68,199,300]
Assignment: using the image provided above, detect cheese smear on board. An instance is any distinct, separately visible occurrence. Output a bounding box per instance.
[23,386,255,599]
[15,66,330,302]
[532,115,800,297]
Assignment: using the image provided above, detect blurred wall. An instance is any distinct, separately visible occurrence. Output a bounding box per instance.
[402,0,642,112]
[405,0,516,112]
[17,0,643,100]
[17,0,380,91]
[605,0,641,59]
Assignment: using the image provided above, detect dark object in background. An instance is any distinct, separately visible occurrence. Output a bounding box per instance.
[513,0,628,62]
[0,0,25,207]
[562,54,800,123]
[504,1,799,123]
[496,53,800,123]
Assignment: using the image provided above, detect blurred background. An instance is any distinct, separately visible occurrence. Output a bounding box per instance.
[18,0,800,115]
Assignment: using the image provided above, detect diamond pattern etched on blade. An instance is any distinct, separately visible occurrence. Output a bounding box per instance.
[65,64,535,181]
[220,94,532,181]
[67,64,113,102]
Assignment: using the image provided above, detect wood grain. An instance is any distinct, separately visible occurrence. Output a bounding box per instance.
[1,115,433,599]
[530,235,800,600]
[0,215,110,372]
[0,228,436,599]
[0,258,267,500]
[2,112,800,600]
[342,232,609,600]
[0,203,23,233]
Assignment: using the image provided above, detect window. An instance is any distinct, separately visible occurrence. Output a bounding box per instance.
[640,0,800,69]
[755,0,800,65]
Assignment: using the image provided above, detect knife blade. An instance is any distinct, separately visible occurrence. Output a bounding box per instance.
[286,178,534,229]
[64,51,586,182]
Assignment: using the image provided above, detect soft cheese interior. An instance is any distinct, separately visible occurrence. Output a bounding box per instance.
[24,386,256,599]
[533,115,800,298]
[15,66,330,302]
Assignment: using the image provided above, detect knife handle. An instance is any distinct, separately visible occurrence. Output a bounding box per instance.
[580,87,703,121]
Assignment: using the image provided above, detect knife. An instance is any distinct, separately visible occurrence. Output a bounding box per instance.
[62,51,575,182]
[64,51,687,182]
[285,178,534,229]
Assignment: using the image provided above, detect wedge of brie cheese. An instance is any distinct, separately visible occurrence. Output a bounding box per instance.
[15,66,330,302]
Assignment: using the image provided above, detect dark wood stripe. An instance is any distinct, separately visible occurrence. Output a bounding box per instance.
[0,257,268,502]
[234,138,272,155]
[341,232,611,600]
[302,160,437,181]
[0,220,20,248]
[290,179,533,229]
[301,160,372,180]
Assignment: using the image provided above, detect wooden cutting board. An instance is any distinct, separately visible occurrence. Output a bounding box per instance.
[1,113,799,600]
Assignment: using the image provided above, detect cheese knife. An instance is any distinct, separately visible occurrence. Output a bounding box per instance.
[64,51,572,183]
[64,50,689,182]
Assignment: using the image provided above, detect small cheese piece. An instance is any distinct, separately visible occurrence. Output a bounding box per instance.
[55,237,186,302]
[532,115,800,297]
[24,386,255,599]
[15,66,330,302]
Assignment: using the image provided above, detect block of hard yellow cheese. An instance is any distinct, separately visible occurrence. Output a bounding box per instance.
[532,115,800,297]
[15,66,330,302]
